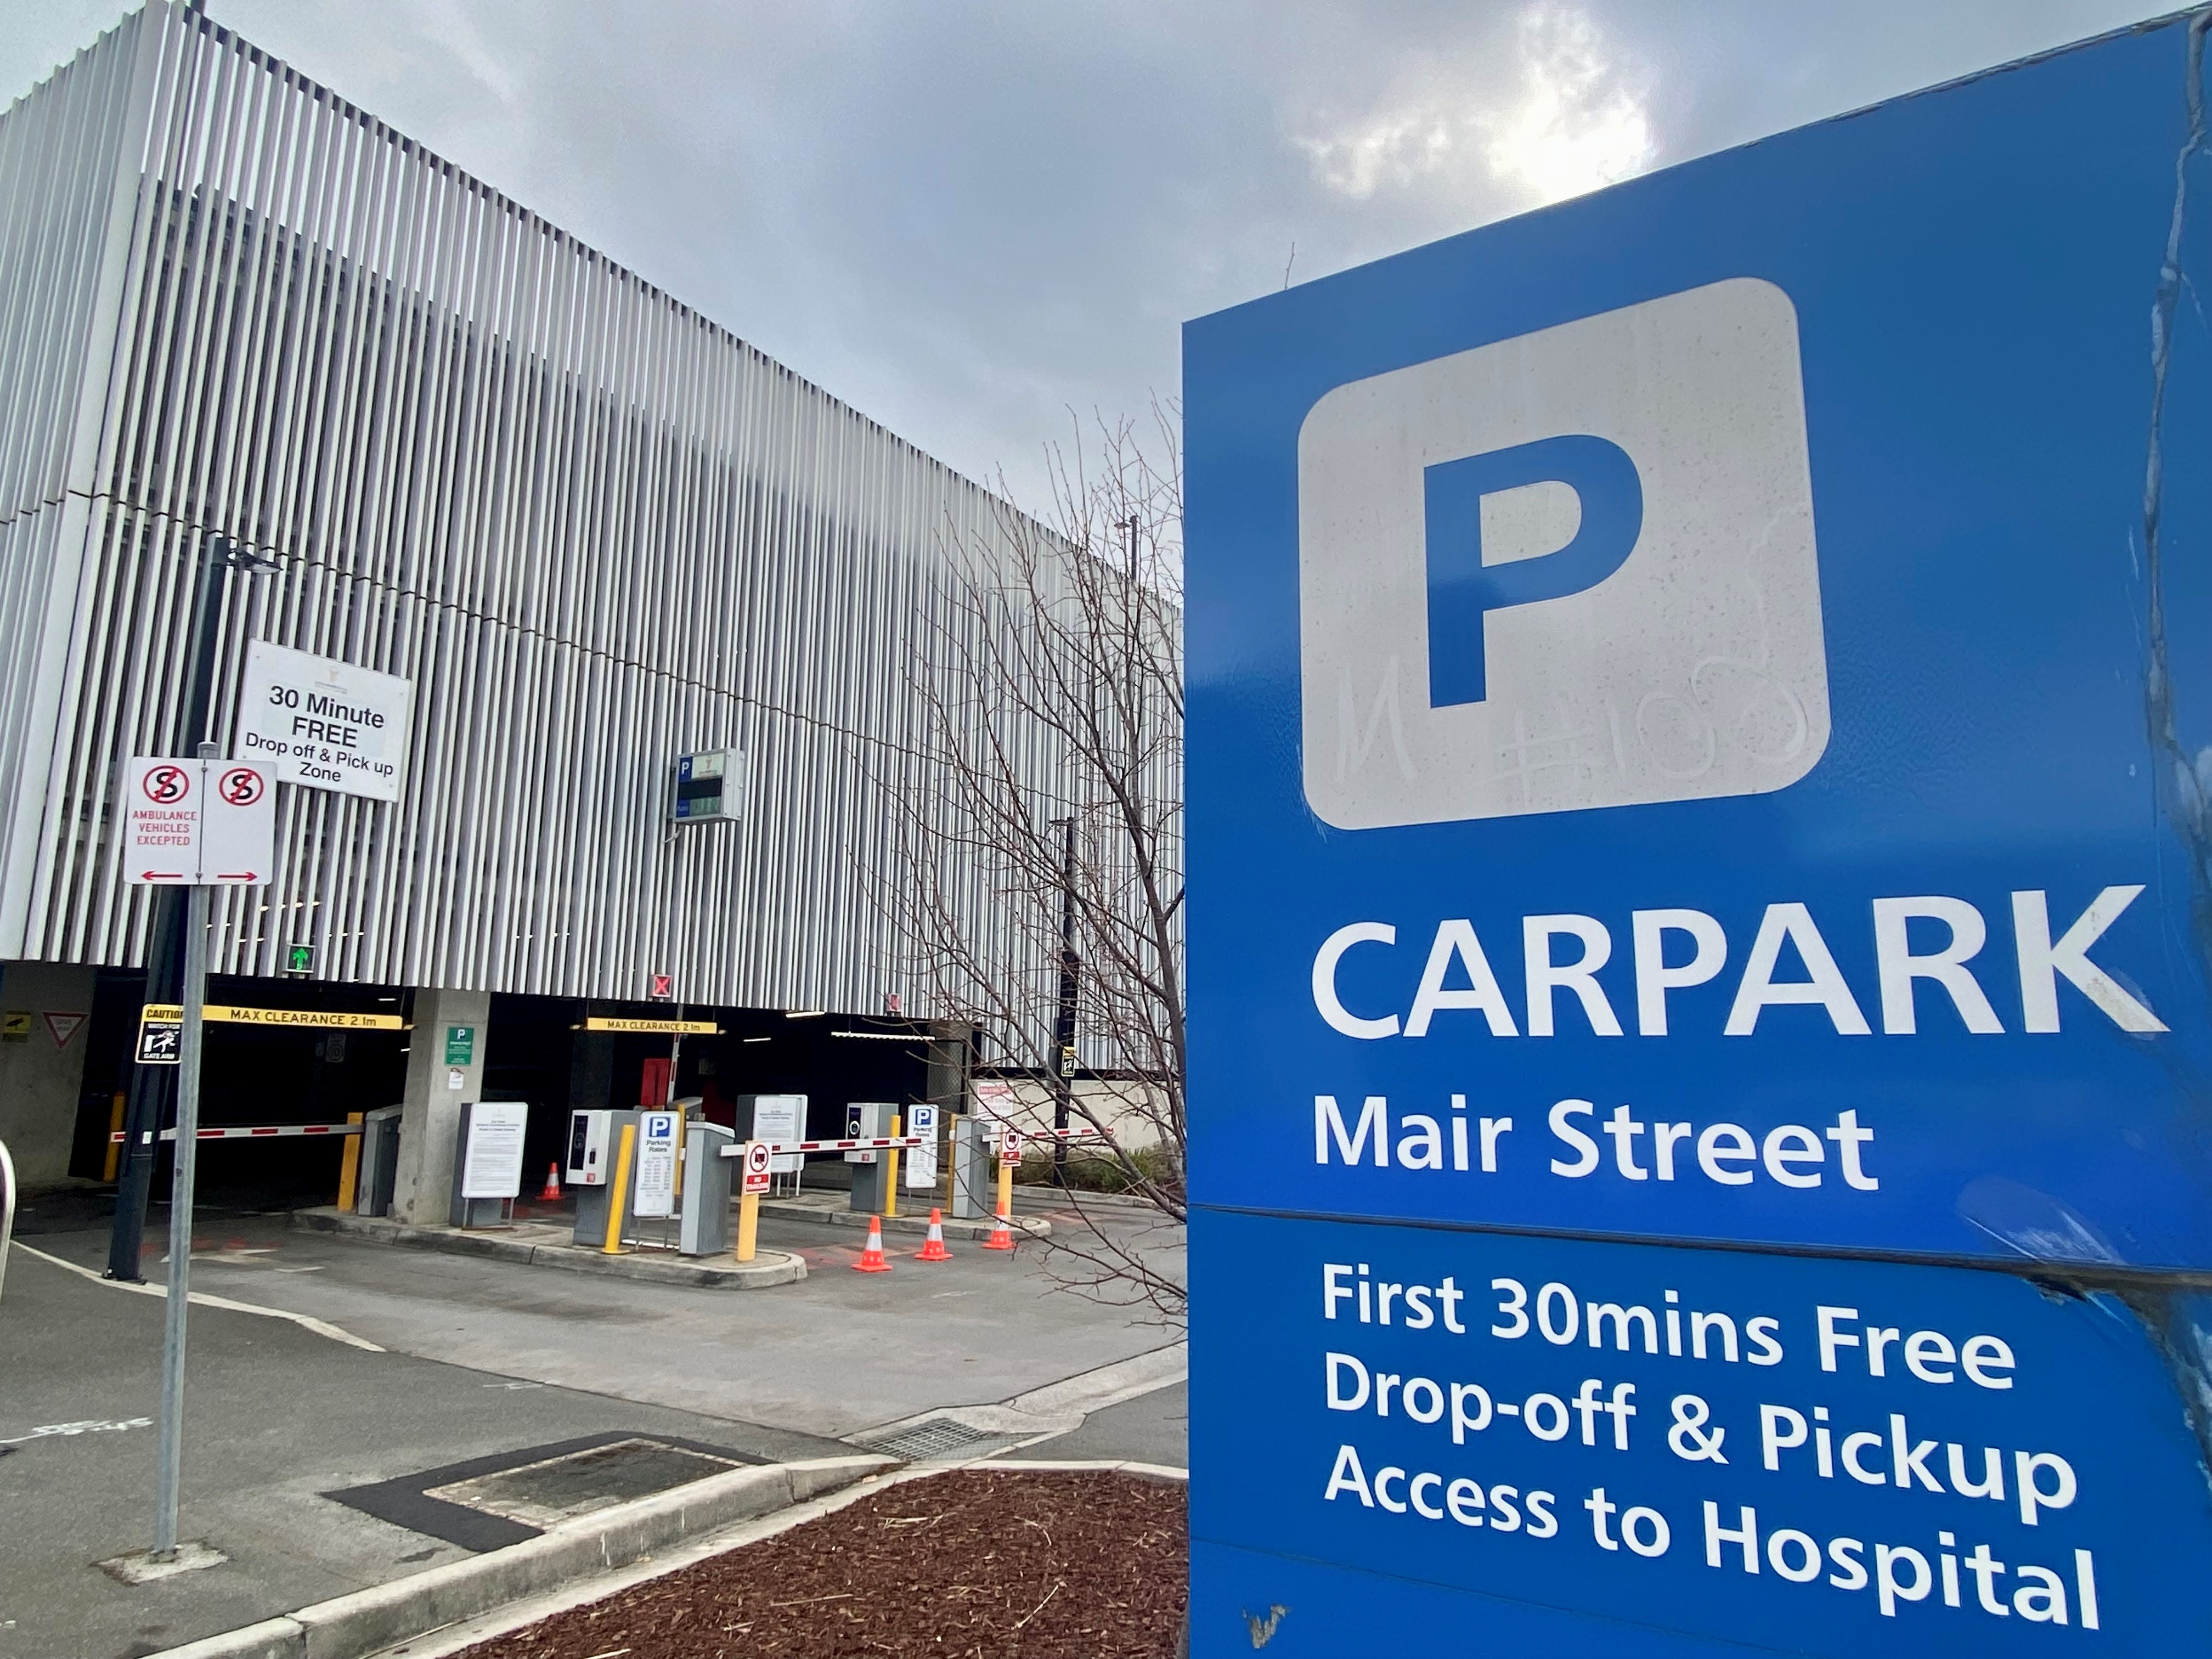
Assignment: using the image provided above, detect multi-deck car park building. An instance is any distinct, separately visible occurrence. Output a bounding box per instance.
[0,2,1075,1215]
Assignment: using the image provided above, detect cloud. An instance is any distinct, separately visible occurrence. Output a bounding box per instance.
[1483,4,1655,204]
[1293,3,1654,210]
[1,0,2161,512]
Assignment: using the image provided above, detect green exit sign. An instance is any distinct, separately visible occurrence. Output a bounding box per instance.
[285,943,315,974]
[445,1025,476,1066]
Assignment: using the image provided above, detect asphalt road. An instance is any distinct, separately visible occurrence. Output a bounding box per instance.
[0,1188,1184,1659]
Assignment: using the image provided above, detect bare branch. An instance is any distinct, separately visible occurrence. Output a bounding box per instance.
[862,407,1187,1321]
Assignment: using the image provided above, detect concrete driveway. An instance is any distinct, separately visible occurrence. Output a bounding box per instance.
[0,1190,1184,1659]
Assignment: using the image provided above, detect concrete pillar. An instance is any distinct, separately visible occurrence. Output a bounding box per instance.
[391,986,492,1225]
[0,961,98,1189]
[568,1018,613,1117]
[924,1019,974,1113]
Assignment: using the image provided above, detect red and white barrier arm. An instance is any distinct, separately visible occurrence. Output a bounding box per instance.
[714,1128,1107,1159]
[718,1135,926,1158]
[109,1122,365,1144]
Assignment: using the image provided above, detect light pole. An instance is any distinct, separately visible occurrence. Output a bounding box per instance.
[108,533,275,1283]
[109,529,277,1567]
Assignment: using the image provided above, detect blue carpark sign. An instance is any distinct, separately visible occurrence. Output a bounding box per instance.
[1186,14,2212,1655]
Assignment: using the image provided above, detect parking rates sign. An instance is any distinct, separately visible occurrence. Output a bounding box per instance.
[1186,15,2212,1655]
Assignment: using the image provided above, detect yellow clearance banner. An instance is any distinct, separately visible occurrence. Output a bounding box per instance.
[580,1016,720,1035]
[141,1004,407,1031]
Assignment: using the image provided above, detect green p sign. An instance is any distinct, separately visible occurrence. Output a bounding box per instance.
[444,1025,476,1066]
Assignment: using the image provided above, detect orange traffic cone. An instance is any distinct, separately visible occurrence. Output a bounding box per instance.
[981,1196,1015,1252]
[853,1214,893,1272]
[916,1208,952,1261]
[539,1163,562,1201]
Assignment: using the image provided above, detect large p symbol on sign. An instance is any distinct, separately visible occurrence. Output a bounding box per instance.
[1422,433,1644,708]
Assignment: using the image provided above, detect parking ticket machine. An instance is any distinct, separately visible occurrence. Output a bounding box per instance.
[571,1109,638,1249]
[845,1101,895,1212]
[567,1109,611,1187]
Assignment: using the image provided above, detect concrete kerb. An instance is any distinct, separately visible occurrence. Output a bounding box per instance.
[849,1340,1189,1455]
[352,1459,1188,1659]
[289,1207,805,1289]
[150,1455,891,1659]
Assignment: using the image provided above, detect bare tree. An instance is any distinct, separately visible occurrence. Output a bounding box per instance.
[880,407,1186,1321]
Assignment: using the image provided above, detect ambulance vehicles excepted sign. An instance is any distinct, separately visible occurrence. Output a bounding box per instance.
[122,757,275,885]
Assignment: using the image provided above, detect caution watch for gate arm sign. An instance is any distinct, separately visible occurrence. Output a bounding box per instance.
[1185,15,2212,1656]
[136,1013,182,1066]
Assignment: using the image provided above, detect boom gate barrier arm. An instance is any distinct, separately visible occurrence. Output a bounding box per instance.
[724,1135,924,1263]
[717,1128,1104,1262]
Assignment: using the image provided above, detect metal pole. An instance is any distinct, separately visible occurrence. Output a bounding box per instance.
[109,534,236,1283]
[151,855,211,1560]
[667,1009,685,1201]
[1052,817,1077,1184]
[0,1135,18,1307]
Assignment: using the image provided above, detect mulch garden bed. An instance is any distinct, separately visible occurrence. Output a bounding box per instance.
[455,1469,1187,1659]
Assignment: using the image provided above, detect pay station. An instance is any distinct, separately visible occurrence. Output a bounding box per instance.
[843,1102,895,1212]
[568,1104,735,1256]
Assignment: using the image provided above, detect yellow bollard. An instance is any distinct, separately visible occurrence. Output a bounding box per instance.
[996,1155,1013,1221]
[736,1187,760,1262]
[735,1137,765,1262]
[884,1114,901,1219]
[602,1122,638,1254]
[336,1111,364,1209]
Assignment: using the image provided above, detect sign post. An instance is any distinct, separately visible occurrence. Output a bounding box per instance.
[118,742,275,1567]
[1186,18,2212,1654]
[735,1139,771,1261]
[995,1125,1022,1227]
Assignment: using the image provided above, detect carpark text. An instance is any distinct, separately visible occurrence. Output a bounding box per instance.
[1312,887,2164,1040]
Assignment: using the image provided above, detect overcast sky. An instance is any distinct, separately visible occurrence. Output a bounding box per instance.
[2,0,2171,507]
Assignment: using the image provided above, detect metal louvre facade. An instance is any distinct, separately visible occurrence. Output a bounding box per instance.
[0,2,1064,1012]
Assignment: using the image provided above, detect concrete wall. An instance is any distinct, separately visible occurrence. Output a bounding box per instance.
[0,960,96,1188]
[974,1076,1170,1152]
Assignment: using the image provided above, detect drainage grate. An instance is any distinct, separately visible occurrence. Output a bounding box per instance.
[325,1432,763,1552]
[862,1418,1010,1460]
[425,1437,745,1530]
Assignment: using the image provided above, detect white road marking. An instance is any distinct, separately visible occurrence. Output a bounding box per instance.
[8,1241,385,1352]
[0,1417,153,1446]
